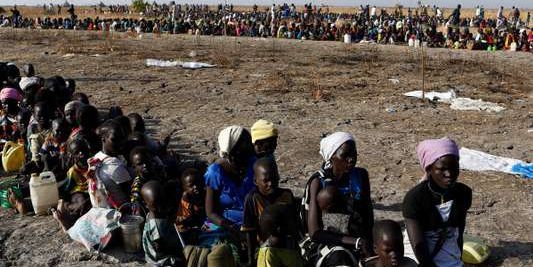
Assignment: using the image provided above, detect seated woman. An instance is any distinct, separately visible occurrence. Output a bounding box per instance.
[403,138,472,267]
[86,119,132,209]
[301,132,374,266]
[203,125,256,261]
[0,87,22,143]
[69,104,100,154]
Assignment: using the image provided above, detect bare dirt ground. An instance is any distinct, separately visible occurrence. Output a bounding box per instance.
[0,29,531,266]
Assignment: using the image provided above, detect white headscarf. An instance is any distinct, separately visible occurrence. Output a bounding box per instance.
[319,132,356,169]
[218,125,245,158]
[19,76,40,91]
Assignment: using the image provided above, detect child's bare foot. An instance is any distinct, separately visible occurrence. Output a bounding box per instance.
[51,208,69,233]
[7,188,26,214]
[57,199,67,214]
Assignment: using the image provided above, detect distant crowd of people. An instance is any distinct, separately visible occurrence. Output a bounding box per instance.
[1,3,532,51]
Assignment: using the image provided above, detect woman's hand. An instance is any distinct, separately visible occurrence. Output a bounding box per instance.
[405,218,437,267]
[357,238,374,258]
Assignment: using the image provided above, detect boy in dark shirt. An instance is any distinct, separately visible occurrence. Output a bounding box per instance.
[241,157,297,266]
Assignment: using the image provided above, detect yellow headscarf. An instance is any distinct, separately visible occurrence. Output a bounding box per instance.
[251,119,278,144]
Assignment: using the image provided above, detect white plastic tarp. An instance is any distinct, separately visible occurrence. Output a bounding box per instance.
[403,90,456,103]
[403,90,505,112]
[450,98,506,113]
[459,147,533,179]
[145,59,215,69]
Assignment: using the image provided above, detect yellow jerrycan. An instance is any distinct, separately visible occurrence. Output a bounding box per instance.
[30,171,59,215]
[462,234,490,264]
[2,141,25,173]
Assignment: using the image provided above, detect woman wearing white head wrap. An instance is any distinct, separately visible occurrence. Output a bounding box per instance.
[218,125,244,158]
[319,132,356,169]
[300,132,374,265]
[19,76,40,92]
[64,100,84,127]
[204,125,255,253]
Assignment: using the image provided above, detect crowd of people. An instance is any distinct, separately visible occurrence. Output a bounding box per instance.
[1,61,473,266]
[1,3,532,52]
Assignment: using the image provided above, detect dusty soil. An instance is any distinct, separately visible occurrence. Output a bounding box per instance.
[0,29,531,266]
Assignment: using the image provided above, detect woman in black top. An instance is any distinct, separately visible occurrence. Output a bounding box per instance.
[403,138,472,267]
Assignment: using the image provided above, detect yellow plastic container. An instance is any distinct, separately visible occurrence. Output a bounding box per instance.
[2,141,25,173]
[462,235,490,264]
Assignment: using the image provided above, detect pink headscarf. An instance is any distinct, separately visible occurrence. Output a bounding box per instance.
[416,137,459,180]
[0,88,22,102]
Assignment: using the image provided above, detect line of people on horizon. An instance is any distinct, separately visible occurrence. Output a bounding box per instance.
[1,3,532,52]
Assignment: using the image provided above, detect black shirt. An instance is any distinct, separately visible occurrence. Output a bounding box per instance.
[402,180,472,231]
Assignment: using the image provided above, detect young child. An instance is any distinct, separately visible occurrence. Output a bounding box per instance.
[362,220,418,267]
[64,100,84,130]
[66,78,76,94]
[63,138,90,199]
[15,109,31,144]
[29,101,52,162]
[175,168,205,239]
[317,185,351,235]
[22,64,35,77]
[256,204,304,267]
[53,138,92,232]
[127,113,145,133]
[242,157,296,266]
[127,112,166,155]
[250,119,278,158]
[40,118,69,177]
[71,92,89,105]
[129,146,163,214]
[141,180,183,266]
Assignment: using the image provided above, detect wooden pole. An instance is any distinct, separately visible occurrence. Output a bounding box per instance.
[421,44,425,101]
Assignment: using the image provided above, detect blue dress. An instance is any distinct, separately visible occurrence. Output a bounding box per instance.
[204,160,256,227]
